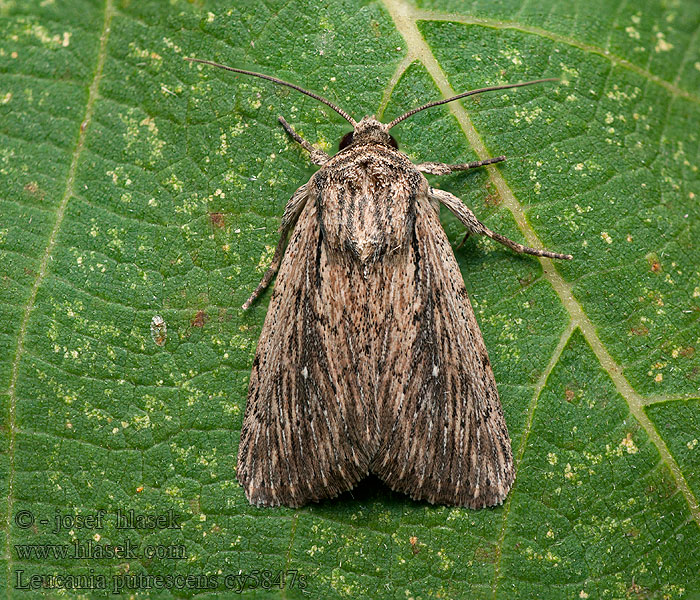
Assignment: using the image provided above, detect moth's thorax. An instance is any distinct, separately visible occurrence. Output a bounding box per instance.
[351,116,393,147]
[314,142,427,264]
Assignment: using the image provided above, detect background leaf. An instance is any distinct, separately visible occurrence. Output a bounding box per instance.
[1,0,698,598]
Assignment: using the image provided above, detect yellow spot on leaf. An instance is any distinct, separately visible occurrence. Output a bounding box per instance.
[620,433,638,454]
[655,32,673,52]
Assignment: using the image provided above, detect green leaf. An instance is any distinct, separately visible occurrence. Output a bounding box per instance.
[1,0,698,598]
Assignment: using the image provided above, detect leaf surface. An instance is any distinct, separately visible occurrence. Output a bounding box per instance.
[1,0,698,598]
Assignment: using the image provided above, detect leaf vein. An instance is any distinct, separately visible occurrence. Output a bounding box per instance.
[5,4,115,590]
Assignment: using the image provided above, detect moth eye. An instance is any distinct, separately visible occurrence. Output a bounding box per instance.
[339,131,354,150]
[389,135,398,149]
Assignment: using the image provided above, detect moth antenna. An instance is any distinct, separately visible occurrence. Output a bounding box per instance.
[387,78,558,129]
[185,57,357,126]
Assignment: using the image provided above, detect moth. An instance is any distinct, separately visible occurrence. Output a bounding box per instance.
[186,58,572,508]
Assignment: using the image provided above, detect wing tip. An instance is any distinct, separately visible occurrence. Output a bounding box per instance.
[372,461,516,509]
[409,477,515,509]
[237,465,372,509]
[238,463,516,508]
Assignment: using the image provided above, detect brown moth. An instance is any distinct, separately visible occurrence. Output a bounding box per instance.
[186,58,572,508]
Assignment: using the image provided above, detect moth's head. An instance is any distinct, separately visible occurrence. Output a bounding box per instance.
[339,116,398,151]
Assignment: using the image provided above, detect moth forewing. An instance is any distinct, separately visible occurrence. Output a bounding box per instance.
[370,189,514,508]
[238,193,373,507]
[186,58,571,507]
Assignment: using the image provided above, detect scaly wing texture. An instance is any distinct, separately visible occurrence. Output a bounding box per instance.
[237,188,377,507]
[371,192,514,508]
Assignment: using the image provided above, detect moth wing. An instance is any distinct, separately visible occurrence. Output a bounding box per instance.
[237,188,372,507]
[371,192,514,508]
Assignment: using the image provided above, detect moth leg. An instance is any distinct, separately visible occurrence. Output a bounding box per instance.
[455,231,470,250]
[278,116,330,166]
[430,187,573,260]
[242,183,310,310]
[416,155,505,175]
